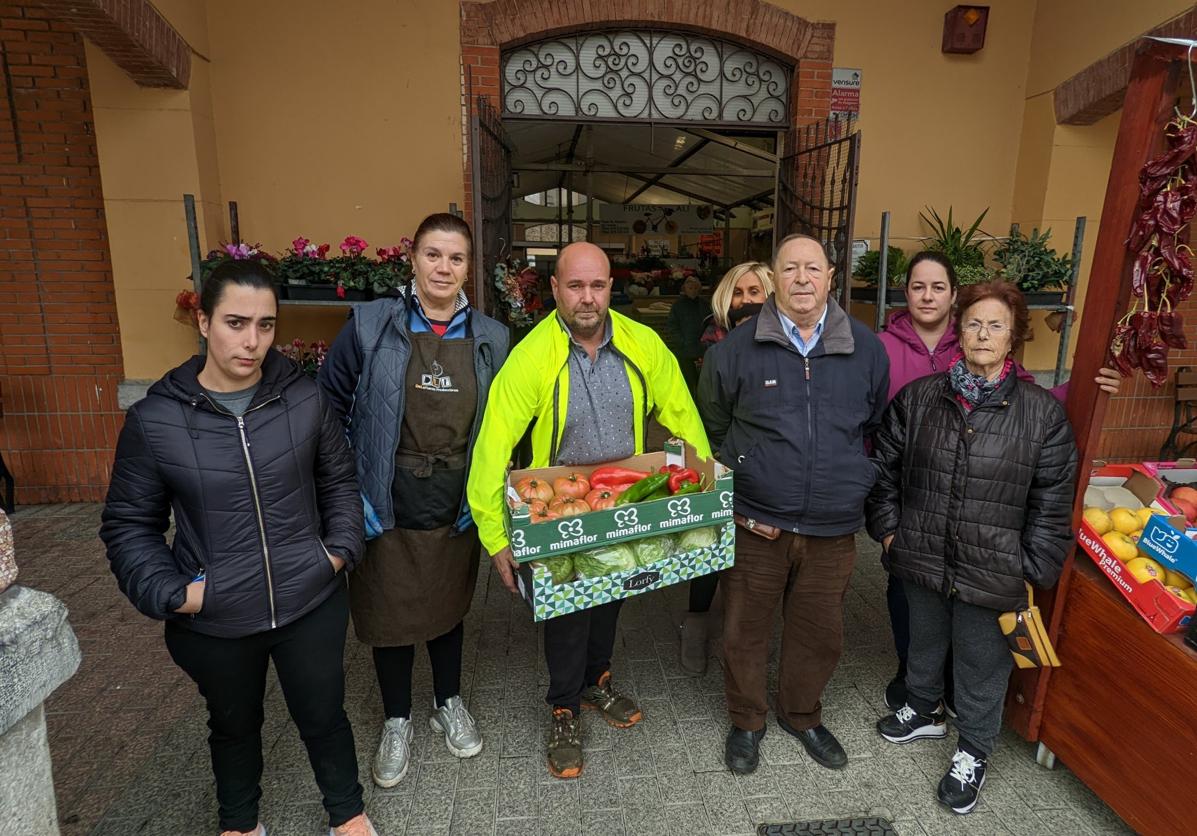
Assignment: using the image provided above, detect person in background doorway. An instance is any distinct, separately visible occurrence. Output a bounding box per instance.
[700,261,774,348]
[679,260,775,676]
[101,260,376,836]
[868,280,1077,816]
[668,275,708,393]
[875,250,1121,712]
[319,213,509,790]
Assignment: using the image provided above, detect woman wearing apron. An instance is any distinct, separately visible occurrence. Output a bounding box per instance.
[319,213,509,788]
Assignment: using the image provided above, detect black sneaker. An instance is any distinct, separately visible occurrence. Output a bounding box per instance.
[877,703,948,744]
[937,747,987,814]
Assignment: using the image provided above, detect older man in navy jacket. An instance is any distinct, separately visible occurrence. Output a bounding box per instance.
[698,234,889,775]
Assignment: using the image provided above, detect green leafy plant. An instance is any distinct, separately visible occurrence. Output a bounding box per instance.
[275,237,331,285]
[955,263,995,286]
[920,205,990,271]
[853,246,909,287]
[993,227,1073,293]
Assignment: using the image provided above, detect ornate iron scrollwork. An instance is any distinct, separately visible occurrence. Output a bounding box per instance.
[504,31,789,125]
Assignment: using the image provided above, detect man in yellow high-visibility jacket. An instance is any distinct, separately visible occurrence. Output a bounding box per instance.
[468,242,709,780]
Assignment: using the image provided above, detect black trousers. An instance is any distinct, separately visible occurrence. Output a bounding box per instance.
[888,574,954,702]
[372,620,464,719]
[544,599,623,713]
[165,583,363,832]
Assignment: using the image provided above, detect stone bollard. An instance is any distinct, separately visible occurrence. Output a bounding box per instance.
[0,584,82,836]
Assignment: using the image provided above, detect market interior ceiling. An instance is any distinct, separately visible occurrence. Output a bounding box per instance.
[506,121,778,212]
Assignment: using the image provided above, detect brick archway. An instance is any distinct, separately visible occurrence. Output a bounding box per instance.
[459,0,836,227]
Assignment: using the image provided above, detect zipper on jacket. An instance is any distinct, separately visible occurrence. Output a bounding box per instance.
[198,392,282,628]
[236,414,278,629]
[801,355,814,520]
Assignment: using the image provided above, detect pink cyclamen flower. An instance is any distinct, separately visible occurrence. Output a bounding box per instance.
[340,235,368,257]
[336,284,347,299]
[292,237,310,255]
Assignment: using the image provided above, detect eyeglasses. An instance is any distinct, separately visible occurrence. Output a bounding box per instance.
[963,321,1009,336]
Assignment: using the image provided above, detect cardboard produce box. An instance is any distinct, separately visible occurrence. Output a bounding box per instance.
[516,522,734,621]
[1076,521,1195,634]
[1076,465,1195,633]
[503,440,733,563]
[1135,514,1197,587]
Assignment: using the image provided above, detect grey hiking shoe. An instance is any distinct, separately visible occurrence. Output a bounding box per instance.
[547,707,583,779]
[430,695,483,758]
[372,716,413,788]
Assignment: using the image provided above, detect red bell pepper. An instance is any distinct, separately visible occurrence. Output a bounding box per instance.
[667,468,700,494]
[589,465,651,489]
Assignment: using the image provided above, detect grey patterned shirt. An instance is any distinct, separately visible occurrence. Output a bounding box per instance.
[554,317,635,467]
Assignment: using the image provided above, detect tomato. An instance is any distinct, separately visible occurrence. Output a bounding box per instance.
[530,505,560,523]
[553,472,590,500]
[515,476,554,504]
[527,499,548,515]
[549,496,591,517]
[584,488,619,511]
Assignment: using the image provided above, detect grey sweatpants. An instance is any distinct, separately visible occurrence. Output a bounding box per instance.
[903,581,1014,755]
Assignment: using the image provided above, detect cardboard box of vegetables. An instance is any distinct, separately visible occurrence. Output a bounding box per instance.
[517,521,734,621]
[503,439,735,620]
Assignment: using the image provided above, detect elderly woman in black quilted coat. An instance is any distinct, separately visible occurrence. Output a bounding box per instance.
[100,261,377,836]
[866,280,1077,818]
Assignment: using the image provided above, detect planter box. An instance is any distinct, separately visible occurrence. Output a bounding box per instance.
[285,284,368,302]
[517,522,734,621]
[504,441,734,563]
[849,286,905,305]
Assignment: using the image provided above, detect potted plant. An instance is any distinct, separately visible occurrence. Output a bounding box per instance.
[275,237,332,300]
[373,239,414,298]
[275,338,328,378]
[920,205,990,273]
[850,245,909,304]
[992,227,1074,302]
[326,235,373,301]
[198,242,280,294]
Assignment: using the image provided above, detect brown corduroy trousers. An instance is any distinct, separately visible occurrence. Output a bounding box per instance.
[721,527,857,731]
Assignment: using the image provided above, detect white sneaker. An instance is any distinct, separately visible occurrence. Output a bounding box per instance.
[429,695,483,758]
[372,716,413,788]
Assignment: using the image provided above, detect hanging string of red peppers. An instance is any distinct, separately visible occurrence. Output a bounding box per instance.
[1109,116,1197,387]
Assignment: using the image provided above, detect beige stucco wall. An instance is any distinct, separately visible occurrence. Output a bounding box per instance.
[1012,0,1192,369]
[92,0,1197,378]
[87,32,224,380]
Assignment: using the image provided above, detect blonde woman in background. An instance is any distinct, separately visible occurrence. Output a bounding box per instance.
[681,261,775,676]
[700,261,775,348]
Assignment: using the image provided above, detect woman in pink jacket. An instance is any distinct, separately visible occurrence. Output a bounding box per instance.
[876,250,1121,711]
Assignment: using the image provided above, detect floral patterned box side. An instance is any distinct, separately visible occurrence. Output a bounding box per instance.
[515,522,734,621]
[0,509,15,593]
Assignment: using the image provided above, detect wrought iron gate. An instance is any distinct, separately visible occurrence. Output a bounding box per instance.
[469,95,513,317]
[774,116,861,308]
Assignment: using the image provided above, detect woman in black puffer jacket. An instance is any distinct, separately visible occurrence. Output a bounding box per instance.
[100,261,376,836]
[866,280,1077,818]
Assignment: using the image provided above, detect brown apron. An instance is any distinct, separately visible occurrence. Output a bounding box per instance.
[349,331,481,646]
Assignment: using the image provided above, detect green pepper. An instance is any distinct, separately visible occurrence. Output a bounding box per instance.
[672,479,704,496]
[643,486,671,501]
[615,472,669,505]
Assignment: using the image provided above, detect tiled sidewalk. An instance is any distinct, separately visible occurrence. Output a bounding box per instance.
[11,504,1130,835]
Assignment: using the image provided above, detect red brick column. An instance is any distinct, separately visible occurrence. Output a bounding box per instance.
[0,2,124,503]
